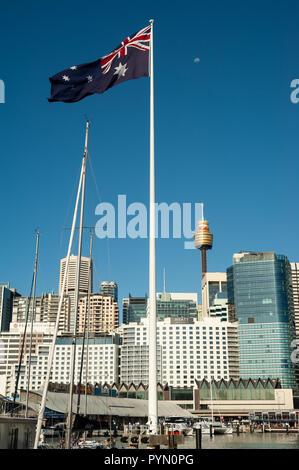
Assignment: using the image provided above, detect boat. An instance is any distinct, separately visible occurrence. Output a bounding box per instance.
[212,422,233,435]
[164,418,193,436]
[74,439,105,449]
[198,378,232,435]
[193,419,232,435]
[37,430,54,449]
[42,426,60,437]
[193,421,214,435]
[174,422,193,436]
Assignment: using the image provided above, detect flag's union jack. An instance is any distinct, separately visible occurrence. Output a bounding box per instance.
[48,25,150,102]
[101,25,151,74]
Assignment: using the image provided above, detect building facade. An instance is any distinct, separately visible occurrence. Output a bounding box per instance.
[209,292,228,322]
[77,294,119,334]
[0,329,120,396]
[12,293,71,332]
[99,281,118,302]
[0,324,54,397]
[122,296,147,324]
[122,293,198,324]
[201,273,227,318]
[227,252,297,389]
[59,255,92,330]
[0,283,20,332]
[291,263,299,338]
[193,378,294,414]
[117,317,239,387]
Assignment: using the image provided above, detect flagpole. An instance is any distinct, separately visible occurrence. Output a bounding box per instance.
[148,18,158,435]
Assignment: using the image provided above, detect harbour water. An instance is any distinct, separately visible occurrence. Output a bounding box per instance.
[43,433,299,449]
[180,433,299,449]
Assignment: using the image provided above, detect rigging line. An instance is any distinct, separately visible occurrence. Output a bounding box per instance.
[88,151,111,281]
[87,159,99,290]
[12,272,35,414]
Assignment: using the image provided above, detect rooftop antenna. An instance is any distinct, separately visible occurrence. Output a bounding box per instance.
[163,267,166,294]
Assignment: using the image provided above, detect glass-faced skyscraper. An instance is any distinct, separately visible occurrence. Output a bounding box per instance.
[227,252,296,389]
[100,281,118,302]
[122,293,198,324]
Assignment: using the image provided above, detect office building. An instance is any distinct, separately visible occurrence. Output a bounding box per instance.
[59,255,92,330]
[227,251,296,389]
[122,293,198,324]
[122,296,147,324]
[0,283,20,332]
[209,292,228,322]
[290,263,299,338]
[201,272,227,317]
[99,281,118,302]
[156,292,198,321]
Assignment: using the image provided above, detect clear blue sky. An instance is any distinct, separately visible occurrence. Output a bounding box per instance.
[1,0,299,320]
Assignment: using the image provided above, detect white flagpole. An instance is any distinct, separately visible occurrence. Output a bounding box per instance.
[148,18,158,434]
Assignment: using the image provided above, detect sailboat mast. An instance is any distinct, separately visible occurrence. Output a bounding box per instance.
[66,120,90,449]
[34,153,84,449]
[84,232,93,416]
[210,376,214,422]
[25,231,40,418]
[76,231,93,416]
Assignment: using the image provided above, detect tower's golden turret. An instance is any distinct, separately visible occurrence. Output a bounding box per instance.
[194,220,213,250]
[194,219,213,275]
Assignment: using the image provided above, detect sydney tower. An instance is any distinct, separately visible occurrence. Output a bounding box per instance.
[194,218,213,277]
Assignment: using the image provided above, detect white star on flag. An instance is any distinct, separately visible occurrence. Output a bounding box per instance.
[70,66,77,70]
[114,62,128,79]
[62,75,70,81]
[87,75,93,83]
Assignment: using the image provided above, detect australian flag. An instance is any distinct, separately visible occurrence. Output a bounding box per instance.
[48,25,151,103]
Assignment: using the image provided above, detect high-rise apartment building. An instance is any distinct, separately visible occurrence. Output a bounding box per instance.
[77,294,119,334]
[12,293,71,332]
[59,255,92,330]
[99,281,118,302]
[227,251,296,389]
